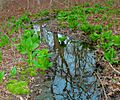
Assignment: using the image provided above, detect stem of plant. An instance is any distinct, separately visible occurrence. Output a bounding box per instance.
[29,52,33,66]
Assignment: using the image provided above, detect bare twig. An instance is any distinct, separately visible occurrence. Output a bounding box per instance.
[108,62,120,75]
[95,72,108,100]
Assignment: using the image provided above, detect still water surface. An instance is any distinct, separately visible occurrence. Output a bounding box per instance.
[34,24,101,100]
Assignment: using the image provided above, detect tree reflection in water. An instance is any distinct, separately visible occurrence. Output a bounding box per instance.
[35,25,101,100]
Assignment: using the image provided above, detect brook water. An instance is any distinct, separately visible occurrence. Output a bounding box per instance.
[33,24,101,100]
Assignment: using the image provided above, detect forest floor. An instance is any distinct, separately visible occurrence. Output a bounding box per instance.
[0,0,120,100]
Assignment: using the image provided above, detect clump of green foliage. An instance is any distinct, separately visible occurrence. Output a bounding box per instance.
[7,79,30,95]
[33,49,52,70]
[90,30,120,64]
[6,14,31,35]
[104,48,118,64]
[17,29,40,66]
[57,3,109,30]
[0,34,9,47]
[17,26,52,70]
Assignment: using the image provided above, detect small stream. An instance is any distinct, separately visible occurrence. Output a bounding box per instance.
[33,24,101,100]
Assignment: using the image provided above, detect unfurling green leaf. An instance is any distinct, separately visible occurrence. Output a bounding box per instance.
[0,71,5,83]
[11,67,17,76]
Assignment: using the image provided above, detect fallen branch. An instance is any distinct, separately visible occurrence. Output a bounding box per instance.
[32,14,56,23]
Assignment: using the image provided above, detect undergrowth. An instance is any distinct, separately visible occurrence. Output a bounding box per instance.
[0,12,52,95]
[0,1,119,96]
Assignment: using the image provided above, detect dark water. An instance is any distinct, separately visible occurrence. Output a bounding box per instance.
[34,24,101,100]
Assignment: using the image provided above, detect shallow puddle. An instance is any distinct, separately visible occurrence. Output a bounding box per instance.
[33,24,101,100]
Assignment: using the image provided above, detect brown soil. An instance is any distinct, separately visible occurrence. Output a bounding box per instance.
[0,0,52,22]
